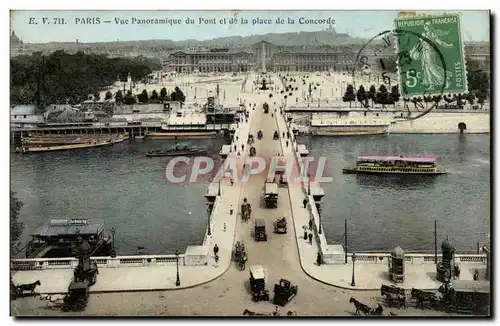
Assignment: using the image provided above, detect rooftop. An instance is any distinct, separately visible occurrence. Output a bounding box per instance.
[31,219,105,237]
[357,156,437,164]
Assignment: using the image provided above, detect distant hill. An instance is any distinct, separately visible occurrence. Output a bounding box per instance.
[23,30,366,48]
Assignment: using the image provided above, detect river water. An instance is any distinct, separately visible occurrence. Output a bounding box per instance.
[11,134,490,255]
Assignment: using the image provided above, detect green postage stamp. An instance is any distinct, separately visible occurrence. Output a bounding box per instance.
[394,14,467,97]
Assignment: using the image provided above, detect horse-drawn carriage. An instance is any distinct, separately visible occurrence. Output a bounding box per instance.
[233,241,248,271]
[274,217,287,234]
[257,130,263,140]
[273,279,298,306]
[249,146,256,157]
[273,131,279,140]
[439,280,490,315]
[241,198,251,221]
[249,265,270,302]
[381,284,406,308]
[254,219,268,241]
[264,182,278,208]
[263,102,269,114]
[410,288,439,310]
[63,280,90,312]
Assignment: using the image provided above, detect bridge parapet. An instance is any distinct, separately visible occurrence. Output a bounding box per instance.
[345,253,487,265]
[11,254,187,271]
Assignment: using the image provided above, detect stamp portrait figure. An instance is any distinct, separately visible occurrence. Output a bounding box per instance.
[409,21,453,90]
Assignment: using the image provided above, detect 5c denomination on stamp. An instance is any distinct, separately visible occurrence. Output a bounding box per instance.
[394,13,467,98]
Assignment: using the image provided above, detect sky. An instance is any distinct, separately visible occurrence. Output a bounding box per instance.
[10,10,490,43]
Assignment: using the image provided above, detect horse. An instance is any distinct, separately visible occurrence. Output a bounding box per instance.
[243,309,269,316]
[411,288,438,309]
[16,280,41,295]
[349,297,372,315]
[239,253,247,271]
[370,304,384,315]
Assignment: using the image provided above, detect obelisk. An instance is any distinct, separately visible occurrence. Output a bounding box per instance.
[261,42,266,72]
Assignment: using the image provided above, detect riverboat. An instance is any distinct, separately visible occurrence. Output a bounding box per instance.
[146,142,207,157]
[342,156,447,175]
[25,219,113,258]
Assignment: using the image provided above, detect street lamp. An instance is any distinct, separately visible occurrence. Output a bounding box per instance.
[218,179,221,196]
[351,253,356,287]
[307,173,311,195]
[318,208,322,234]
[207,209,212,236]
[175,250,181,286]
[110,227,116,258]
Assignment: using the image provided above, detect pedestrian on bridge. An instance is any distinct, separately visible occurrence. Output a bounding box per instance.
[241,144,245,151]
[309,219,313,230]
[308,233,313,245]
[303,198,308,208]
[214,244,220,266]
[286,140,289,147]
[230,205,234,215]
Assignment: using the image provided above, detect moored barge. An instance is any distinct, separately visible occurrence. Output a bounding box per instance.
[26,219,113,258]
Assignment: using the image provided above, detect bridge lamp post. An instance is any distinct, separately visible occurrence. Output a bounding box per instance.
[351,253,356,287]
[307,173,311,195]
[175,250,181,287]
[207,208,212,236]
[110,227,116,258]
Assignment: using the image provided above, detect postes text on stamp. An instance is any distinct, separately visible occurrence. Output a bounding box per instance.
[394,14,467,98]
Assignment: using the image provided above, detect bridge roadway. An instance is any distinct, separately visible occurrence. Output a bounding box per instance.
[11,75,473,316]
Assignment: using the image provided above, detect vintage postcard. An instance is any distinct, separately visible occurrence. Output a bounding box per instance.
[10,10,490,317]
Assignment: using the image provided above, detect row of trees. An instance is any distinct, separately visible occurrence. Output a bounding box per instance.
[374,57,489,100]
[343,84,401,108]
[11,50,161,105]
[11,191,24,257]
[105,86,186,105]
[343,84,487,109]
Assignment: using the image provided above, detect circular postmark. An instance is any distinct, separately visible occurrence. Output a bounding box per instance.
[352,28,448,120]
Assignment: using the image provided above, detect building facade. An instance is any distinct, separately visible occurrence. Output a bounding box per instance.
[166,41,358,73]
[167,49,254,73]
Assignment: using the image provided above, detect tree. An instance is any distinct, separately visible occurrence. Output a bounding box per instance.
[11,191,24,256]
[105,90,113,100]
[390,85,400,107]
[151,89,159,102]
[138,89,149,103]
[10,50,161,106]
[422,95,433,109]
[342,84,356,108]
[368,85,377,107]
[476,91,487,109]
[375,85,389,108]
[115,90,123,104]
[432,95,443,108]
[160,87,168,101]
[466,58,490,98]
[170,87,185,103]
[356,85,368,107]
[124,90,136,105]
